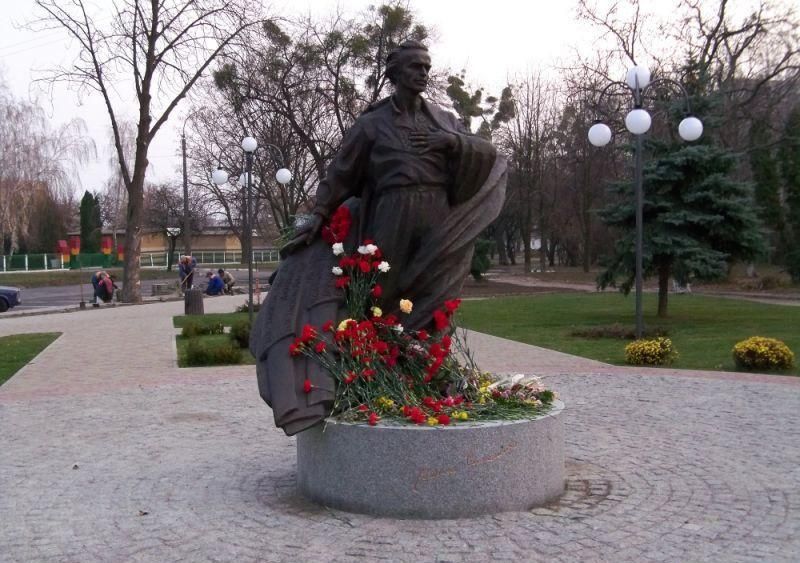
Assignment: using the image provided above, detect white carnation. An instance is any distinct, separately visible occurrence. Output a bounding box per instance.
[378,261,390,273]
[331,266,343,276]
[332,243,344,256]
[365,243,379,255]
[392,324,404,334]
[357,245,369,255]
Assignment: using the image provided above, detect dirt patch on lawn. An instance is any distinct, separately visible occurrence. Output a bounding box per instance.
[460,279,581,298]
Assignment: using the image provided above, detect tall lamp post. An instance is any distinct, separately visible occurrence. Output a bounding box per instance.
[588,65,703,338]
[213,137,292,323]
[181,118,193,256]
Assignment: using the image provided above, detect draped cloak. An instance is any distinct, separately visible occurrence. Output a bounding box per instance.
[251,96,507,436]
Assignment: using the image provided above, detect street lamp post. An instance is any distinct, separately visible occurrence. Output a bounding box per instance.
[213,138,292,324]
[588,65,703,338]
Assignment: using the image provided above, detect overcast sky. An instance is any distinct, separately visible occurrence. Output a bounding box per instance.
[0,0,656,195]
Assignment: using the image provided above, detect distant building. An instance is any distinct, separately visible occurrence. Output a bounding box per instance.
[67,227,275,253]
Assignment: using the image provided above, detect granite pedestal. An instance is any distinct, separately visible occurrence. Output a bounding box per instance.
[296,400,565,519]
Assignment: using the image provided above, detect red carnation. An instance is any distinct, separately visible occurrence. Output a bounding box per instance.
[303,379,313,393]
[335,276,350,289]
[442,334,452,349]
[371,284,383,298]
[314,341,326,353]
[322,320,334,332]
[437,414,451,426]
[301,324,317,343]
[433,310,449,331]
[343,372,357,384]
[289,340,303,356]
[359,260,371,273]
[417,330,429,341]
[368,412,380,426]
[444,299,462,313]
[358,404,369,412]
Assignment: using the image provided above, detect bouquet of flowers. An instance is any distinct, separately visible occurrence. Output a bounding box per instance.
[290,206,555,426]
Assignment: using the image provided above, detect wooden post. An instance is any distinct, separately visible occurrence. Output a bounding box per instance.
[184,288,204,315]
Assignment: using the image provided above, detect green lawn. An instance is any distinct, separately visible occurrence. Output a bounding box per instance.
[174,313,254,367]
[0,333,61,385]
[0,268,169,288]
[457,293,800,375]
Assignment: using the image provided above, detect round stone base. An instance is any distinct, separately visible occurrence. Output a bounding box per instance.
[296,400,565,519]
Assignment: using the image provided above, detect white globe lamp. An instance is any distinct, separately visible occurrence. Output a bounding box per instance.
[588,122,612,147]
[241,136,258,153]
[211,168,229,185]
[678,116,703,141]
[625,109,652,135]
[625,65,651,90]
[275,168,292,185]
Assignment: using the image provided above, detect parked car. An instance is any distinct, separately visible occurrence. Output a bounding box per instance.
[0,286,22,312]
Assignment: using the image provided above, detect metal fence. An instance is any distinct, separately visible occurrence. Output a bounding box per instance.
[1,249,281,273]
[1,254,66,272]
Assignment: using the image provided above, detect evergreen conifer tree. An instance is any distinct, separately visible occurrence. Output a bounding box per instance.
[79,191,102,254]
[779,105,800,282]
[598,124,764,317]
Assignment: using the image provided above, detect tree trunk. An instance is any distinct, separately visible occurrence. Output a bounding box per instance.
[185,288,204,315]
[121,180,144,303]
[494,227,509,265]
[657,260,670,318]
[522,225,532,272]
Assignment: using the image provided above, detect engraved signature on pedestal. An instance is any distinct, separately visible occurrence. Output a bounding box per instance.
[411,441,519,492]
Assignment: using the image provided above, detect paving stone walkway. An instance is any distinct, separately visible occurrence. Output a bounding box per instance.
[1,298,798,562]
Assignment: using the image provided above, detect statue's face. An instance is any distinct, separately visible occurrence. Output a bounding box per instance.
[395,50,431,94]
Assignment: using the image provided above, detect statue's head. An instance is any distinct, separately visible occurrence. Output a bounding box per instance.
[386,40,431,94]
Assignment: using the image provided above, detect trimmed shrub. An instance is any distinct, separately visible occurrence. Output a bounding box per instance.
[732,336,795,371]
[230,319,252,349]
[185,338,243,366]
[470,238,494,281]
[624,337,677,366]
[181,321,225,338]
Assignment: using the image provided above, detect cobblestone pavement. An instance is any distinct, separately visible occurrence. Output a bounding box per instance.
[1,299,798,562]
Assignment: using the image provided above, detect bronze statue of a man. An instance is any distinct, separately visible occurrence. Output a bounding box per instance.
[251,41,507,435]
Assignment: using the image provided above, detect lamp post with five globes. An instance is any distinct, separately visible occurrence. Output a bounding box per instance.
[588,65,703,338]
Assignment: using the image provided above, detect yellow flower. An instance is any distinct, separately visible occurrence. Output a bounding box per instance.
[399,299,413,314]
[376,396,395,409]
[453,410,469,420]
[426,417,439,426]
[337,318,354,332]
[371,306,383,318]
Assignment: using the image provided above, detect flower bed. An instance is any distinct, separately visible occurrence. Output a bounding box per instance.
[624,337,678,366]
[732,336,795,371]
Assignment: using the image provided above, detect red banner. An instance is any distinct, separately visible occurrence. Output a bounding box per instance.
[69,236,81,256]
[101,235,113,255]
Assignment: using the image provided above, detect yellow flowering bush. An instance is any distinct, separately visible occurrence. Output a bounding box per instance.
[732,337,795,371]
[624,337,677,366]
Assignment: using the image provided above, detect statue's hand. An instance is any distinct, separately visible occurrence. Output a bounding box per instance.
[280,213,324,258]
[409,129,457,153]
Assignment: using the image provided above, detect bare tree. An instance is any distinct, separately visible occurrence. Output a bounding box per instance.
[100,121,136,251]
[0,77,94,253]
[32,0,261,302]
[499,73,561,272]
[143,182,206,270]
